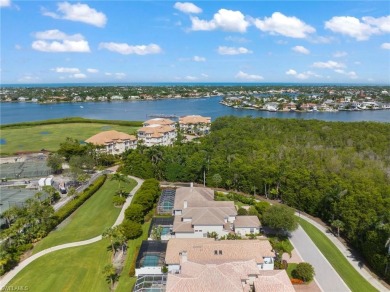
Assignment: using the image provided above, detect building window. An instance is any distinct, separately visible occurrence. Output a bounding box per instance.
[219,250,222,255]
[214,250,218,255]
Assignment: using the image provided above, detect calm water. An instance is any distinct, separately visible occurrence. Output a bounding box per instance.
[1,96,389,124]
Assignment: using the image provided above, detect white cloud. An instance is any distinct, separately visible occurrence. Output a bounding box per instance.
[42,2,107,27]
[286,69,297,75]
[334,69,358,79]
[217,46,252,55]
[71,73,87,79]
[99,42,162,55]
[292,45,310,54]
[52,67,80,73]
[312,60,345,69]
[253,12,315,38]
[32,40,90,53]
[115,73,126,79]
[191,9,249,33]
[0,0,11,7]
[225,36,250,43]
[32,30,90,53]
[105,72,112,76]
[325,16,382,41]
[235,70,263,81]
[87,68,99,73]
[362,16,390,33]
[201,73,208,77]
[381,43,390,49]
[15,44,22,50]
[192,55,206,62]
[286,69,321,80]
[174,2,202,14]
[333,51,348,58]
[18,74,41,82]
[308,36,334,44]
[33,29,84,41]
[185,75,198,80]
[276,40,288,45]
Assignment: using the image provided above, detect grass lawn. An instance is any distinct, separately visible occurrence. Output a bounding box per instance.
[287,263,298,278]
[0,123,138,155]
[9,239,112,292]
[116,221,151,292]
[298,218,377,292]
[33,177,137,253]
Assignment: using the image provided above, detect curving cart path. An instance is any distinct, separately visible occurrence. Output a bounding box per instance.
[0,176,144,289]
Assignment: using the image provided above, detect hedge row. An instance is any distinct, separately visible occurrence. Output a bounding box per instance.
[124,179,160,223]
[54,174,107,224]
[0,117,143,129]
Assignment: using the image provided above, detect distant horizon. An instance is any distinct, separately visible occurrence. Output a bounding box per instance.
[1,81,390,88]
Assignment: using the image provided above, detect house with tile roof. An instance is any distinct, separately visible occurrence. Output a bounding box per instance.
[166,260,294,292]
[143,118,176,129]
[172,187,262,238]
[234,215,262,236]
[84,130,137,154]
[137,124,177,147]
[179,115,211,135]
[165,238,275,273]
[172,187,237,238]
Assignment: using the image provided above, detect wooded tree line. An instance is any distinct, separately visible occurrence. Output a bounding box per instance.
[121,116,390,282]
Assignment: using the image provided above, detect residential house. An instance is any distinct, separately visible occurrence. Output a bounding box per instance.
[172,187,237,238]
[165,238,275,273]
[179,115,211,135]
[234,216,261,236]
[85,130,137,154]
[166,260,294,292]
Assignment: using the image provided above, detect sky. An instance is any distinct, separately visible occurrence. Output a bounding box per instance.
[1,0,389,84]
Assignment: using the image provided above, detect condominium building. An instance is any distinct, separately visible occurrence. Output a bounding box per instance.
[85,130,137,154]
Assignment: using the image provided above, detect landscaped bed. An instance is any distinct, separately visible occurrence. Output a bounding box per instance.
[33,177,137,253]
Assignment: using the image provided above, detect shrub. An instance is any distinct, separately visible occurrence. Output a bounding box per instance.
[292,262,315,282]
[113,195,126,207]
[125,204,145,223]
[237,207,248,215]
[120,220,143,239]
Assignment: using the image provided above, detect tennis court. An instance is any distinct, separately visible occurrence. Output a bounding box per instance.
[0,155,51,179]
[0,187,44,213]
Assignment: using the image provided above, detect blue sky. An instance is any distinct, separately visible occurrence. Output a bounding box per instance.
[1,1,389,84]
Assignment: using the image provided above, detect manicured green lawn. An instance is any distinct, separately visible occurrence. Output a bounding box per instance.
[0,123,138,155]
[9,239,112,292]
[33,177,137,253]
[287,263,298,278]
[116,221,151,292]
[298,218,377,292]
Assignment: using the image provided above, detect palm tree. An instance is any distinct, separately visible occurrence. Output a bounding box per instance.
[385,237,390,274]
[102,264,117,291]
[331,219,345,237]
[103,227,119,254]
[110,173,128,197]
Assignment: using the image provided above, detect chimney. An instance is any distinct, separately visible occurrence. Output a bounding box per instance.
[184,200,188,209]
[180,251,188,263]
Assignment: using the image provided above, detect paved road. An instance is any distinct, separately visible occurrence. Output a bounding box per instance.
[290,225,350,292]
[298,214,389,292]
[0,175,144,289]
